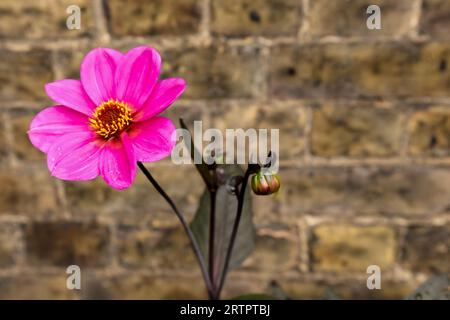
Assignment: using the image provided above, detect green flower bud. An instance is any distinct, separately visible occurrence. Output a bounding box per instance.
[251,171,280,195]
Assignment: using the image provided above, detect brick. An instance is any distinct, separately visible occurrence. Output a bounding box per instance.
[0,115,7,165]
[420,0,450,39]
[54,48,86,80]
[277,166,450,216]
[81,273,206,299]
[65,164,204,226]
[162,45,263,99]
[117,225,197,270]
[402,225,450,273]
[273,279,332,299]
[408,107,450,156]
[240,229,298,272]
[0,50,53,102]
[269,42,450,99]
[308,0,417,38]
[220,274,270,298]
[108,0,201,36]
[0,167,59,215]
[0,224,22,268]
[0,0,95,40]
[251,193,284,226]
[311,224,396,273]
[0,274,78,299]
[161,103,204,130]
[311,102,404,157]
[10,109,46,162]
[333,280,417,299]
[210,102,305,161]
[25,221,111,267]
[210,0,301,37]
[85,274,277,300]
[278,278,417,299]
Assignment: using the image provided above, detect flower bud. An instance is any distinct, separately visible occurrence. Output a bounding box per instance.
[251,172,280,195]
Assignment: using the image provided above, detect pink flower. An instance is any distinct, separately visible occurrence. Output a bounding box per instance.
[28,46,185,190]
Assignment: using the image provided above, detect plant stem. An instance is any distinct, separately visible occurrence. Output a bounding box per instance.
[209,189,217,294]
[137,162,215,299]
[216,169,251,299]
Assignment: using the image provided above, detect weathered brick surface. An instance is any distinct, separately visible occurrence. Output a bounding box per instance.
[0,0,449,300]
[54,47,88,80]
[0,224,22,268]
[408,107,450,156]
[162,45,264,99]
[211,0,301,37]
[25,221,111,267]
[420,0,450,39]
[0,115,7,165]
[0,274,78,299]
[311,102,405,157]
[10,109,46,162]
[240,228,298,272]
[0,0,95,40]
[277,166,450,216]
[270,42,450,99]
[0,167,59,216]
[307,0,417,38]
[117,225,197,270]
[402,225,450,273]
[311,224,396,273]
[81,273,207,299]
[278,278,418,299]
[210,102,306,160]
[108,0,201,37]
[0,50,53,102]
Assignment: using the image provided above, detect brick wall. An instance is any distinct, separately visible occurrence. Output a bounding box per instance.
[0,0,449,299]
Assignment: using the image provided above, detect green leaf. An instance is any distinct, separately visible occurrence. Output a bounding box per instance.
[231,294,278,300]
[406,275,450,300]
[190,164,256,283]
[179,118,213,188]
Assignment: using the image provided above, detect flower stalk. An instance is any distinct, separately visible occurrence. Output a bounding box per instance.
[137,161,215,299]
[208,188,217,296]
[216,167,252,299]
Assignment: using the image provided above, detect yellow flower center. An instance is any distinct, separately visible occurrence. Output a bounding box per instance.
[89,99,132,139]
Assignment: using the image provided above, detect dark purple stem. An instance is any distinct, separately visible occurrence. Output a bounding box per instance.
[216,168,251,299]
[209,189,217,296]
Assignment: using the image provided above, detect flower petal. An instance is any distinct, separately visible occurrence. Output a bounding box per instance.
[45,80,96,116]
[134,78,186,122]
[115,46,161,110]
[47,131,101,181]
[28,105,89,153]
[128,117,176,162]
[80,48,122,105]
[99,132,136,190]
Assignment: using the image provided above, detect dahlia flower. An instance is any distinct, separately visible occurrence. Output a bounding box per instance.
[28,46,185,189]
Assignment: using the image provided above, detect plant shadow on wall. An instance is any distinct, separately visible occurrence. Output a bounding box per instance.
[27,46,280,300]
